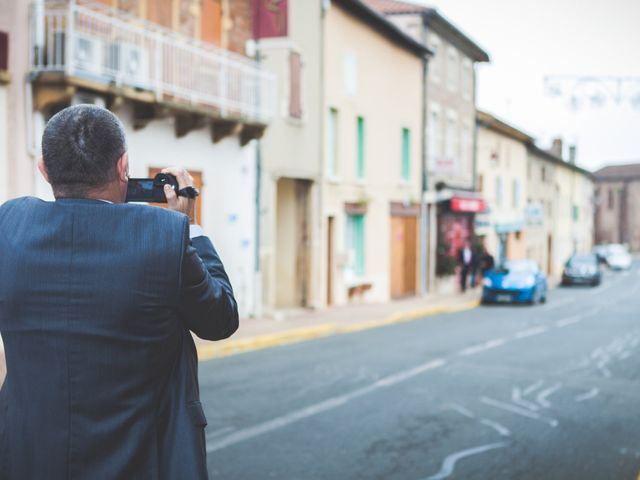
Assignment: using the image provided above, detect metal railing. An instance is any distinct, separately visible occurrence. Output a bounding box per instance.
[29,0,276,123]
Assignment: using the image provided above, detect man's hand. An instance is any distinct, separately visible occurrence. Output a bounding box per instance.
[161,167,197,224]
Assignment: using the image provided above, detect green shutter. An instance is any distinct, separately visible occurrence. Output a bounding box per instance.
[356,117,365,178]
[401,128,410,181]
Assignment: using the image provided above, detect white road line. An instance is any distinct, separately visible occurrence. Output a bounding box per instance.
[423,442,510,480]
[511,387,540,411]
[540,297,575,312]
[205,426,236,440]
[447,404,511,437]
[556,316,582,328]
[480,396,559,428]
[575,388,600,402]
[458,338,506,357]
[535,383,562,408]
[514,326,548,340]
[523,380,544,395]
[206,358,447,452]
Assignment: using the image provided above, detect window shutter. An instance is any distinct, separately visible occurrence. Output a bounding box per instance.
[289,51,302,118]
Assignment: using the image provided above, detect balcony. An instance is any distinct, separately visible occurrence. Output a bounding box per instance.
[29,0,276,125]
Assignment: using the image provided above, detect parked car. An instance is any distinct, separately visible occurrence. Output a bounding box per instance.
[603,244,632,270]
[562,254,602,286]
[482,259,547,305]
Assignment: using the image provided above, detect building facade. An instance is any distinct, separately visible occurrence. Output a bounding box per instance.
[366,0,489,291]
[321,0,428,305]
[476,111,530,264]
[594,163,640,252]
[1,0,276,317]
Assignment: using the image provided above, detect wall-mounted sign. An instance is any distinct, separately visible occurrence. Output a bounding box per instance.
[253,0,288,39]
[525,202,544,225]
[450,197,486,213]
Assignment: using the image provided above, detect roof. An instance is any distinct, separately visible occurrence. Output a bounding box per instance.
[333,0,432,58]
[593,163,640,182]
[363,0,490,62]
[527,143,593,179]
[477,110,534,144]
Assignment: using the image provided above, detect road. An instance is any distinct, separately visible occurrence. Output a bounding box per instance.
[200,264,640,479]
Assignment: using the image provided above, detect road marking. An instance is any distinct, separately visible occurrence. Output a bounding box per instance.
[575,388,599,402]
[535,383,562,408]
[514,326,548,339]
[458,338,506,357]
[448,404,511,437]
[480,396,559,427]
[423,442,510,480]
[523,380,544,395]
[556,316,582,328]
[206,358,446,452]
[511,387,540,411]
[540,297,575,312]
[205,426,236,440]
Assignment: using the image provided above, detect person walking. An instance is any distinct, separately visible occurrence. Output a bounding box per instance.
[457,240,475,293]
[0,105,238,479]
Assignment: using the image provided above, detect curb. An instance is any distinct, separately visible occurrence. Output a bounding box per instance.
[197,299,480,362]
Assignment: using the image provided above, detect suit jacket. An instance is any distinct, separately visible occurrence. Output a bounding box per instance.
[0,197,239,479]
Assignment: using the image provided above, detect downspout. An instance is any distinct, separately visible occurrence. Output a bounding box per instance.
[253,15,262,318]
[319,0,327,306]
[420,53,429,295]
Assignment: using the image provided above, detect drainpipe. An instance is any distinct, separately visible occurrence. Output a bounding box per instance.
[420,54,429,295]
[253,24,262,318]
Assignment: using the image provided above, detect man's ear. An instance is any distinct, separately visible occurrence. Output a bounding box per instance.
[116,152,129,183]
[37,158,50,184]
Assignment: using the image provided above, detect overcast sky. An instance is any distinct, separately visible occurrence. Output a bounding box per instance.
[413,0,640,171]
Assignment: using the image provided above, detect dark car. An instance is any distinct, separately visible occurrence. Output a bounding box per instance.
[562,254,601,286]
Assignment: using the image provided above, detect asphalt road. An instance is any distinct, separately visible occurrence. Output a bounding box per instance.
[200,263,640,480]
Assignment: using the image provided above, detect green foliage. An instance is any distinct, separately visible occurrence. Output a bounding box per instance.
[436,239,457,277]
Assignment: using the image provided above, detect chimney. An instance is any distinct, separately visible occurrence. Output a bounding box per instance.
[550,137,563,159]
[568,145,576,165]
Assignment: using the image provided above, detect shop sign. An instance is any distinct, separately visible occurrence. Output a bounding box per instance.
[451,197,486,213]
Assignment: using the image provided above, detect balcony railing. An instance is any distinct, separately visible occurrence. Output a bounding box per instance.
[29,0,276,124]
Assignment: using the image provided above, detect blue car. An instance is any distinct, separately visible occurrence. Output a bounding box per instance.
[482,259,548,305]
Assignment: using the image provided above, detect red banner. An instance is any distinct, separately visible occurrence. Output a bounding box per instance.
[450,197,486,213]
[253,0,288,39]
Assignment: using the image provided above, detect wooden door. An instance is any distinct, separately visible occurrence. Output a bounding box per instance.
[148,168,203,225]
[390,215,417,298]
[327,216,334,305]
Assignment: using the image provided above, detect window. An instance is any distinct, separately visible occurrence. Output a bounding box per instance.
[608,189,614,209]
[289,51,303,118]
[541,166,546,182]
[445,113,457,170]
[427,34,441,83]
[513,179,520,208]
[346,214,365,276]
[344,51,358,97]
[326,108,338,177]
[572,205,579,221]
[496,177,503,207]
[428,107,441,170]
[401,128,411,181]
[461,124,471,174]
[356,116,365,179]
[447,47,458,92]
[462,58,472,99]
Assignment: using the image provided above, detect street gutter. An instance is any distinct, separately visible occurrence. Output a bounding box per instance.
[197,299,480,362]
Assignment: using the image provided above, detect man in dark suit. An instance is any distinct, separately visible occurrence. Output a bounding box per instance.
[0,105,239,479]
[457,239,475,293]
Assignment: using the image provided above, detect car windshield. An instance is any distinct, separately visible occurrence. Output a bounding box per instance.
[569,255,596,266]
[608,244,628,255]
[503,260,536,274]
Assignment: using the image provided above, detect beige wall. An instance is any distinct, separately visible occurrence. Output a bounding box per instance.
[321,4,423,305]
[0,83,7,203]
[0,0,36,199]
[476,124,528,262]
[258,0,323,312]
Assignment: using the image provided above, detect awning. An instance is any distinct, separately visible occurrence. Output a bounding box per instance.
[450,196,486,213]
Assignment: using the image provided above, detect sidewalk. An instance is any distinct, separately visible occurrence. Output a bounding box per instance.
[195,289,481,361]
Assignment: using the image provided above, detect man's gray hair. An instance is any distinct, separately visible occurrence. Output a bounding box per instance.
[41,104,128,197]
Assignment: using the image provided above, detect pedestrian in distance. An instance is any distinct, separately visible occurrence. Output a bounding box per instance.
[479,246,495,277]
[457,239,475,293]
[0,104,239,479]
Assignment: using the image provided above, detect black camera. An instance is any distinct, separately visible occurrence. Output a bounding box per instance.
[126,173,199,203]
